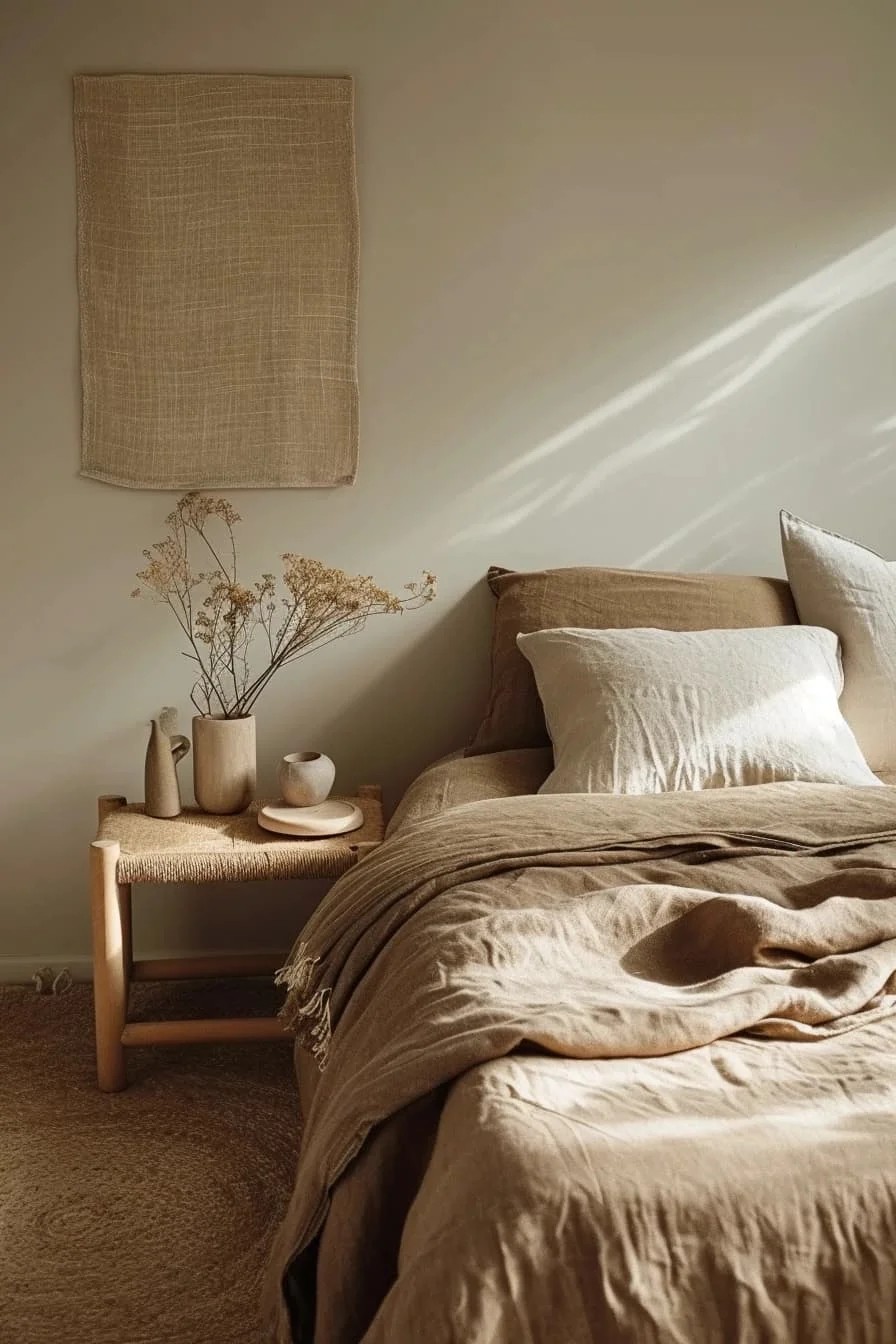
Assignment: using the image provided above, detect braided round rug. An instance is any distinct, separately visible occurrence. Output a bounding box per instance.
[0,980,299,1344]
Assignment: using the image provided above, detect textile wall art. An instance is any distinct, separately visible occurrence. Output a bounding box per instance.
[74,73,359,489]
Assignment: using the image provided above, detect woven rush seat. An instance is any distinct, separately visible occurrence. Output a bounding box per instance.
[97,792,384,884]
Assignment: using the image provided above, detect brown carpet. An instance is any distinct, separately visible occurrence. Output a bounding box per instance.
[0,980,300,1344]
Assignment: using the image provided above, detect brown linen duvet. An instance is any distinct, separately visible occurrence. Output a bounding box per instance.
[264,772,896,1344]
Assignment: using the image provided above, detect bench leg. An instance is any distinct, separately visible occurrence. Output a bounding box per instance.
[120,881,133,990]
[91,839,128,1092]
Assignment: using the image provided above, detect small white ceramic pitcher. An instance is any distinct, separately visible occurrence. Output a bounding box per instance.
[278,751,336,807]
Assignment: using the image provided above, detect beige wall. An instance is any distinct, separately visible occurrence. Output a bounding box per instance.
[2,0,896,976]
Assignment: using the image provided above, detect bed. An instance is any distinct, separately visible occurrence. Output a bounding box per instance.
[264,540,896,1344]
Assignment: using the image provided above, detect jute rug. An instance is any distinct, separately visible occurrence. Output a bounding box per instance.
[0,980,299,1344]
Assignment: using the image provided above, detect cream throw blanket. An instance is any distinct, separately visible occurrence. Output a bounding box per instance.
[265,783,896,1341]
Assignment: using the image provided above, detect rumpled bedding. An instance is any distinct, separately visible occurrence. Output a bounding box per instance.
[265,782,896,1343]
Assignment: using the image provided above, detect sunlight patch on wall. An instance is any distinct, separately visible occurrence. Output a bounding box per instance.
[450,224,896,550]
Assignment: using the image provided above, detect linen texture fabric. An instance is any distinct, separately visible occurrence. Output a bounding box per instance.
[466,565,797,756]
[264,781,896,1342]
[781,510,896,778]
[386,747,552,836]
[74,74,359,489]
[517,624,879,794]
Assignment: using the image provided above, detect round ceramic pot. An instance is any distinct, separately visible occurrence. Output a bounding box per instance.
[192,715,257,815]
[278,751,336,807]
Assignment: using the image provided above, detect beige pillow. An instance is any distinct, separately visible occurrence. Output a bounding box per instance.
[781,511,896,778]
[517,625,878,795]
[467,565,797,756]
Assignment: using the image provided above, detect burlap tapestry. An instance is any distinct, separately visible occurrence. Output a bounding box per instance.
[74,74,359,489]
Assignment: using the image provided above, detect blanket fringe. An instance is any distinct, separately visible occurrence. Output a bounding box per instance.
[275,943,332,1070]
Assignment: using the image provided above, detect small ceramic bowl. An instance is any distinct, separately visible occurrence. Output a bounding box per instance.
[278,751,336,807]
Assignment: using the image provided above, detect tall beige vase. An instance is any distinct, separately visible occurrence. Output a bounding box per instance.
[192,715,257,815]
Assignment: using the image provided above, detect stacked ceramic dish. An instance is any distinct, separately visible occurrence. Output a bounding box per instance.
[257,798,364,837]
[257,750,363,837]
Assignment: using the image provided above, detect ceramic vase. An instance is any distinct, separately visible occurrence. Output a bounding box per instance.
[144,712,190,818]
[278,751,336,807]
[192,715,257,815]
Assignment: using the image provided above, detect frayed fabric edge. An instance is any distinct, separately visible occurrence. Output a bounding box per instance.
[275,943,332,1071]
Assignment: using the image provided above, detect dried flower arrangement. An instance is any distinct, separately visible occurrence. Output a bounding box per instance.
[132,494,436,719]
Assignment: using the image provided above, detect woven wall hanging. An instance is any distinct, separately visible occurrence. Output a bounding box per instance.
[74,73,359,489]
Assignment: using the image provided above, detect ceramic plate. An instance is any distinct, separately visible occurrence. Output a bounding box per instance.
[257,799,364,838]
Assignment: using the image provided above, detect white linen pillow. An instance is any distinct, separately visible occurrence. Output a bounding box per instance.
[516,625,879,796]
[780,510,896,778]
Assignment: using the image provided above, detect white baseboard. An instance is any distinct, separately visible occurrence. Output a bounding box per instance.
[0,950,290,985]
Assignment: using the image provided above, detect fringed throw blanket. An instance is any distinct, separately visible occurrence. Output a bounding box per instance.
[74,74,358,490]
[265,783,896,1343]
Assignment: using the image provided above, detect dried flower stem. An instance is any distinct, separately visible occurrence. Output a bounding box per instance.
[132,494,436,719]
